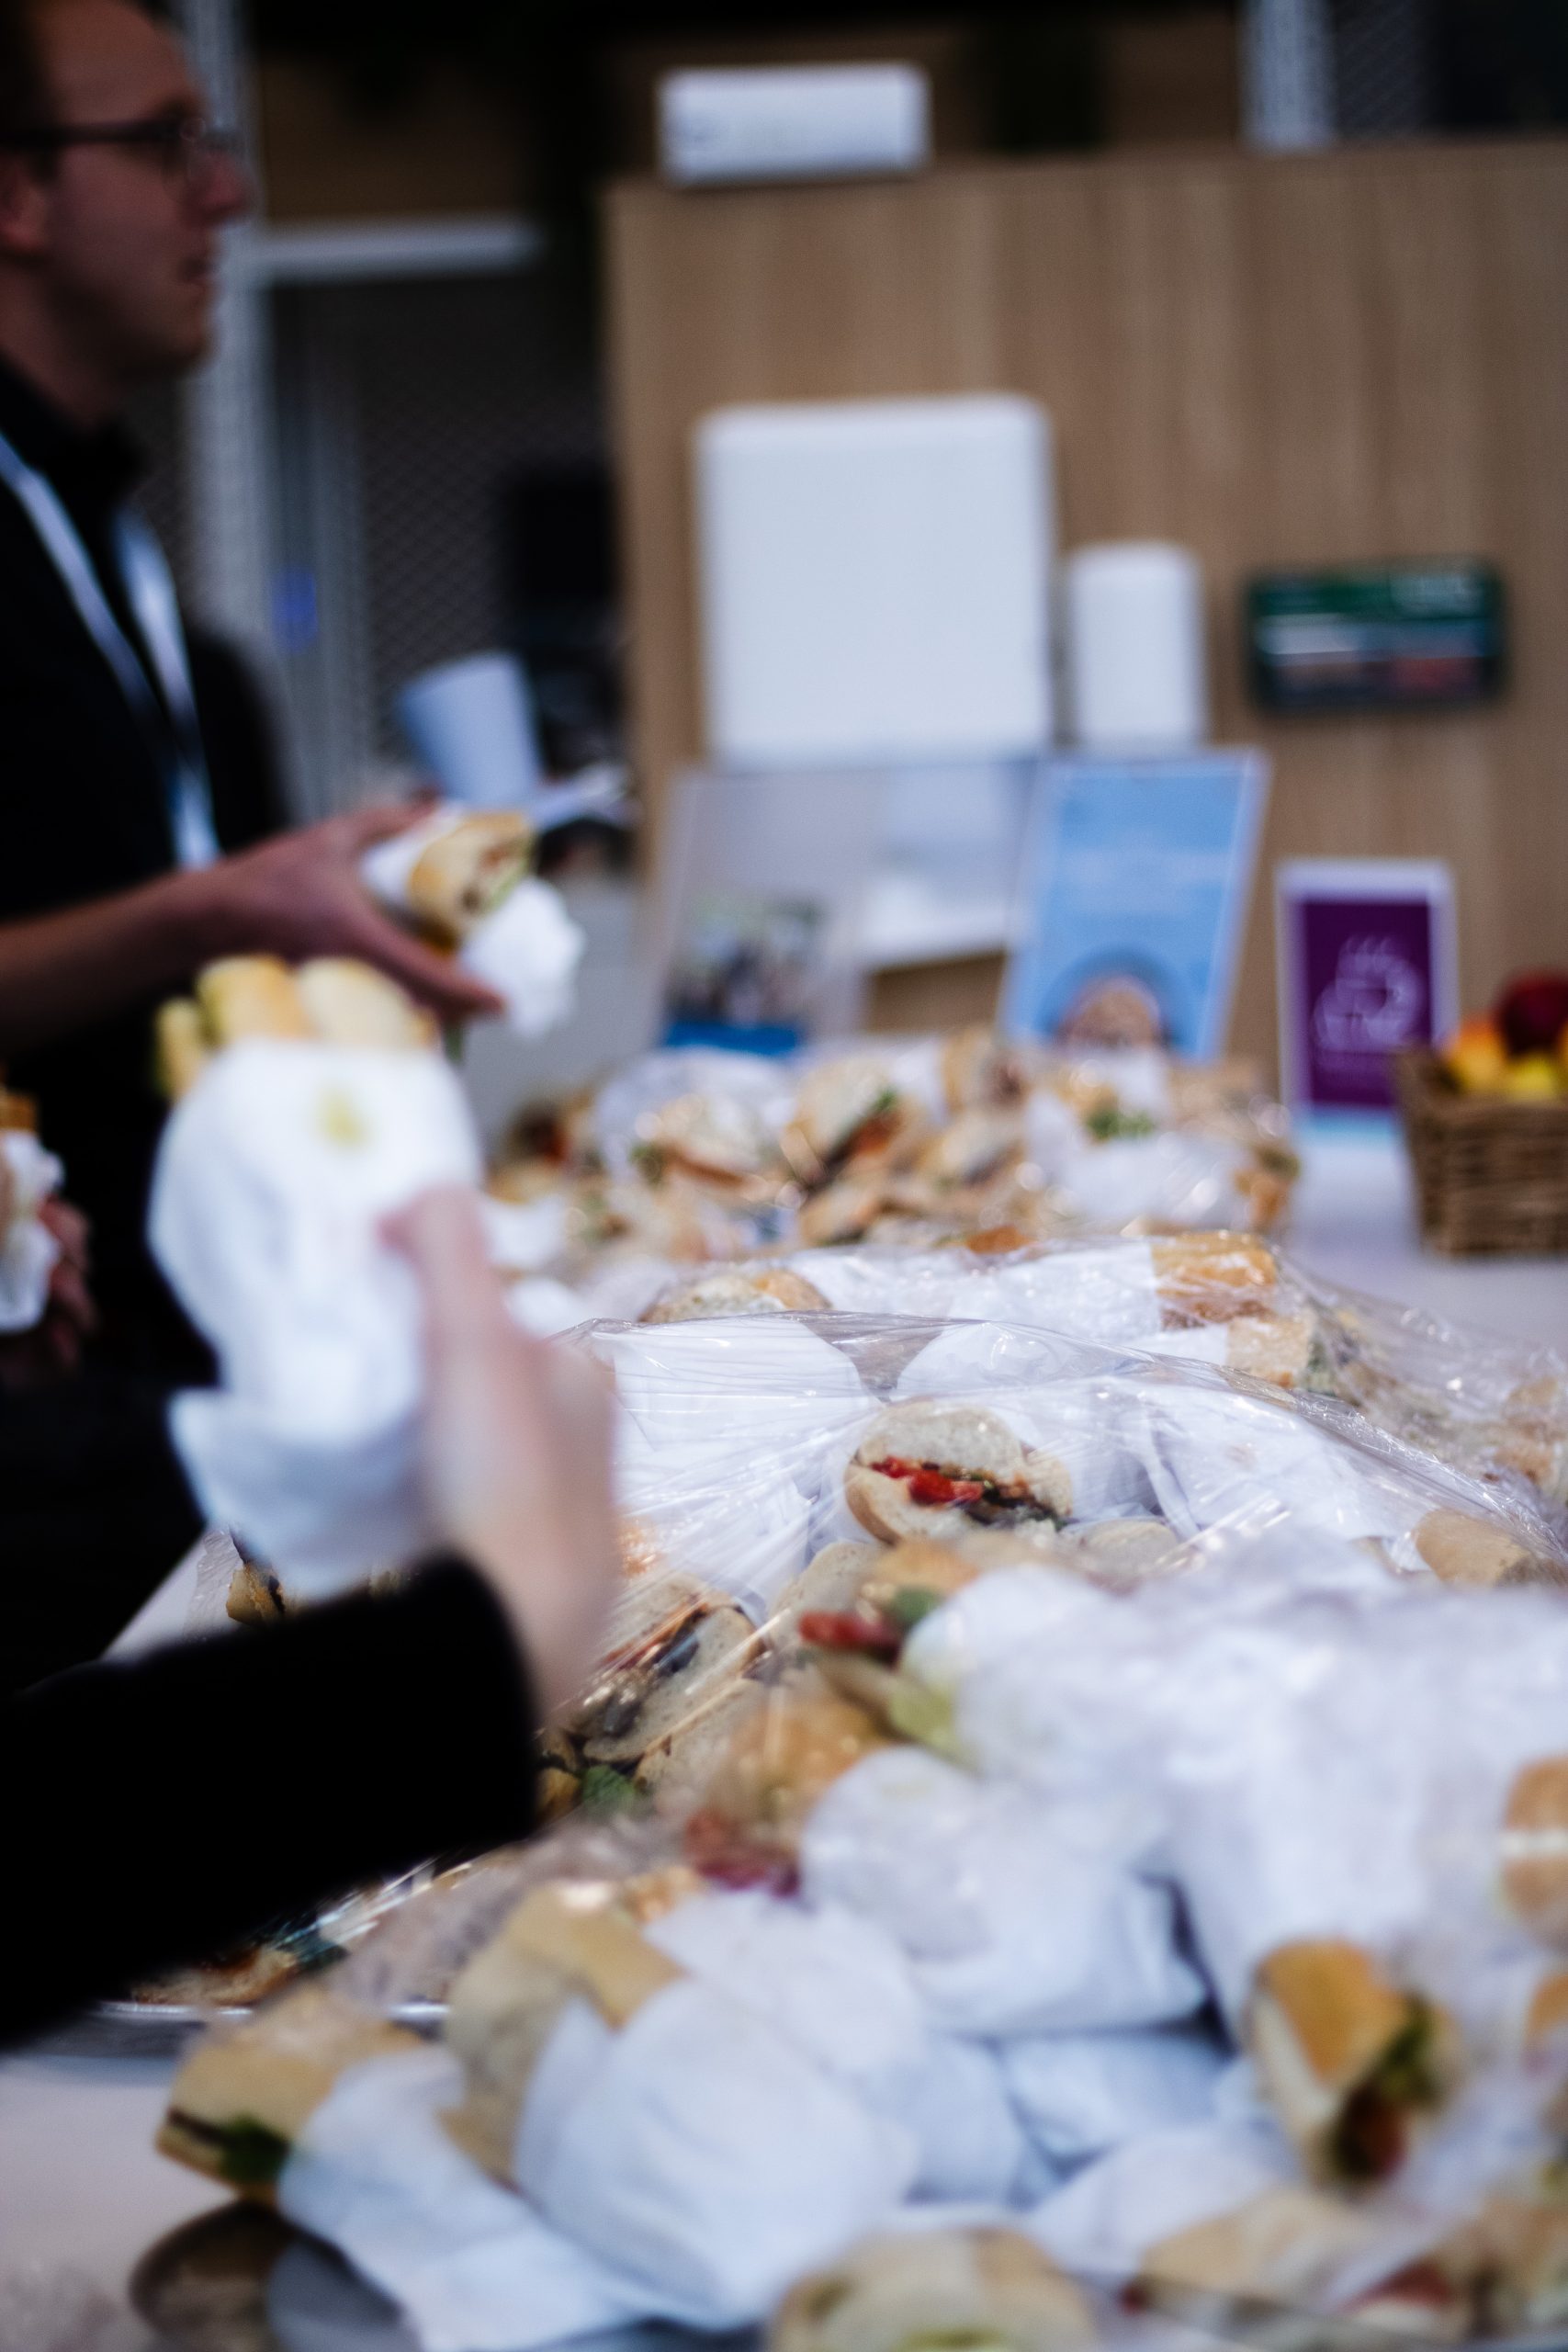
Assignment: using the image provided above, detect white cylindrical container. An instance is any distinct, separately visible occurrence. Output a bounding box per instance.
[1064,542,1209,752]
[396,652,545,809]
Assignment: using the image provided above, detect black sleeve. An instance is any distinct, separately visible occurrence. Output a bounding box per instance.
[0,1559,538,2047]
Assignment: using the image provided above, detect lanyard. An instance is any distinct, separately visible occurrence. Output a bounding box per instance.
[0,424,219,870]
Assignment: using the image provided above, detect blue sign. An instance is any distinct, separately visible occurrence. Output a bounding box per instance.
[1002,752,1268,1058]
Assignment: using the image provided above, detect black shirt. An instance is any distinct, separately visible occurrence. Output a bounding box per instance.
[1,1558,538,2046]
[0,357,285,1376]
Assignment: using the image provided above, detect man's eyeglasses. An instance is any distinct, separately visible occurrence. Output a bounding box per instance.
[0,115,240,186]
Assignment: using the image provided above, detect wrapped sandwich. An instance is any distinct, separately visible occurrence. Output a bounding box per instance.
[443,1879,915,2325]
[549,1567,762,1815]
[159,1982,422,2196]
[148,959,484,1585]
[1246,1939,1463,2186]
[359,802,583,1037]
[845,1399,1074,1551]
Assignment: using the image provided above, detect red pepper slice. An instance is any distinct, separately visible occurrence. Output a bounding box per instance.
[798,1608,902,1661]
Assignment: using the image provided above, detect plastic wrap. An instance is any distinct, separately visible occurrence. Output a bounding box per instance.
[636,1232,1568,1524]
[159,1306,1568,2349]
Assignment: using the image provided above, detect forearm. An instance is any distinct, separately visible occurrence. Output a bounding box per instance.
[1,1560,538,2045]
[0,868,220,1053]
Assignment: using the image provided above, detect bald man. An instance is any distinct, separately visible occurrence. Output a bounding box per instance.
[0,0,500,1377]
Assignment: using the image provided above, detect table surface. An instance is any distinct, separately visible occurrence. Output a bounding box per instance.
[5,1132,1565,2350]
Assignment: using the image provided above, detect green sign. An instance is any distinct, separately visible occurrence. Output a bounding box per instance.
[1247,562,1505,712]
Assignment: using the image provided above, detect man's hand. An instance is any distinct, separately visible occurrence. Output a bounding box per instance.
[184,806,504,1026]
[385,1186,619,1716]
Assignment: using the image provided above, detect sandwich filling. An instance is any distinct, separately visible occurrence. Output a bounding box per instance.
[464,840,530,922]
[1330,1996,1448,2181]
[162,2110,292,2189]
[799,1582,947,1667]
[577,1601,710,1743]
[868,1456,1064,1532]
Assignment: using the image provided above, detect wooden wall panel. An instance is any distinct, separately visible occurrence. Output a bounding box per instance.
[604,143,1568,1069]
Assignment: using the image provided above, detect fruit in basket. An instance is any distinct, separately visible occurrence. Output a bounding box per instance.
[1438,1015,1508,1094]
[1498,1054,1563,1101]
[1496,971,1568,1059]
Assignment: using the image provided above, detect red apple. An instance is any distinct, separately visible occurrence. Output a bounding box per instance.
[1496,971,1568,1058]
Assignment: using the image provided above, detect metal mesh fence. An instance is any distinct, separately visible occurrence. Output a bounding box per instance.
[1333,0,1434,135]
[321,270,605,762]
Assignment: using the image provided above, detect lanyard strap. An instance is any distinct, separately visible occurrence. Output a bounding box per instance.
[0,424,219,870]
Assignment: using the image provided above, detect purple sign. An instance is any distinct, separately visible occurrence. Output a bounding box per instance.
[1277,863,1456,1116]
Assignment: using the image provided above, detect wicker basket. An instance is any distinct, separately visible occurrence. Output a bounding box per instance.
[1395,1049,1568,1256]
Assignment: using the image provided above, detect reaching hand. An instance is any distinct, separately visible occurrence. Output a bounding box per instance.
[186,806,505,1027]
[385,1186,619,1716]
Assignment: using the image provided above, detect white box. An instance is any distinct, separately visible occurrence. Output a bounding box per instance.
[694,395,1055,770]
[660,65,930,187]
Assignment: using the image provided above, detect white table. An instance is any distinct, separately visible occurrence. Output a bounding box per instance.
[4,1131,1562,2346]
[1286,1130,1568,1351]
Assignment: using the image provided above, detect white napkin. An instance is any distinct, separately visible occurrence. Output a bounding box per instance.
[277,2047,648,2352]
[644,1888,1031,2203]
[800,1746,1203,2037]
[0,1129,62,1332]
[461,879,584,1039]
[1029,2117,1296,2289]
[1002,2026,1229,2171]
[512,1976,917,2328]
[149,1040,481,1590]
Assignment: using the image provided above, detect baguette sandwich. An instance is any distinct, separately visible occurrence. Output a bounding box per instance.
[1409,1509,1563,1591]
[560,1570,759,1791]
[158,1983,422,2196]
[910,1105,1024,1194]
[682,1685,891,1892]
[790,1536,980,1732]
[637,1091,784,1190]
[405,809,534,944]
[772,2226,1094,2352]
[443,1878,685,2180]
[156,955,434,1098]
[1151,1232,1280,1322]
[1502,1756,1568,1946]
[784,1057,924,1188]
[846,1399,1073,1548]
[940,1023,1027,1113]
[795,1173,893,1249]
[1247,1939,1461,2186]
[1134,2184,1468,2343]
[641,1266,830,1324]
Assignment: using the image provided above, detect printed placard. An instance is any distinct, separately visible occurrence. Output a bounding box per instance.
[1002,752,1268,1058]
[1276,858,1457,1120]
